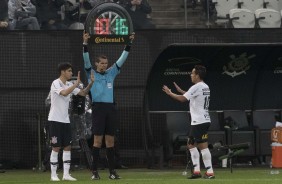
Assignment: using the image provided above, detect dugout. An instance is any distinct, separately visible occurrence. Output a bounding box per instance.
[144,43,282,166]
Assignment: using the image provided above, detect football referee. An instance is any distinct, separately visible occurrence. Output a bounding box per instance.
[82,31,135,180]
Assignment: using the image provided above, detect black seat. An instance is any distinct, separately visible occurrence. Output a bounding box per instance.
[166,112,191,141]
[208,111,226,156]
[223,111,256,156]
[166,112,191,154]
[208,111,226,145]
[252,110,276,156]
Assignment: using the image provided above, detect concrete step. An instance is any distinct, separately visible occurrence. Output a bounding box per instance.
[155,24,185,29]
[150,4,204,18]
[150,8,203,18]
[152,4,184,11]
[151,16,204,24]
[149,0,183,5]
[151,4,202,11]
[150,10,185,19]
[152,17,185,25]
[150,0,202,11]
[155,22,207,29]
[148,0,206,29]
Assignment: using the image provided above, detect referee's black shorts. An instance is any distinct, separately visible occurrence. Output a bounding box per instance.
[91,102,117,136]
[189,122,211,144]
[49,121,72,147]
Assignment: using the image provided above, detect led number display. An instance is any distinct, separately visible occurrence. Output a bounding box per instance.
[85,2,133,44]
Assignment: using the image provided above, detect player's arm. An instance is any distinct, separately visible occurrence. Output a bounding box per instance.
[58,71,82,96]
[45,91,51,107]
[59,82,79,96]
[82,31,92,78]
[162,85,187,102]
[173,82,186,95]
[78,70,95,96]
[116,33,135,68]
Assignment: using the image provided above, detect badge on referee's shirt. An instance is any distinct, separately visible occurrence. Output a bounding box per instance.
[107,82,112,88]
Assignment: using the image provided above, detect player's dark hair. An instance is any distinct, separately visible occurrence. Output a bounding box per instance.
[194,65,206,80]
[58,62,73,74]
[95,55,108,63]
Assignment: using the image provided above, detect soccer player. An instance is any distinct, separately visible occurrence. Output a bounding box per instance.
[162,65,215,179]
[48,62,94,181]
[82,31,135,180]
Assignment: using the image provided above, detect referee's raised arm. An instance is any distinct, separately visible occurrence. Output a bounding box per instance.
[82,31,92,78]
[116,32,135,68]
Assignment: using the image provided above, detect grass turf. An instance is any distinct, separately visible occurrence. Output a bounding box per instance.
[0,168,281,184]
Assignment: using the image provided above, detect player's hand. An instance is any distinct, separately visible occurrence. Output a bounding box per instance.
[162,85,172,95]
[75,71,81,86]
[90,70,95,83]
[173,82,182,93]
[83,30,90,44]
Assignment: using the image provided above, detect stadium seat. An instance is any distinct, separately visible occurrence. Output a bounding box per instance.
[229,9,256,28]
[209,111,224,131]
[212,0,239,26]
[252,110,276,156]
[239,0,264,12]
[255,9,281,28]
[208,111,226,157]
[264,0,282,11]
[223,111,256,156]
[166,112,191,154]
[166,112,190,143]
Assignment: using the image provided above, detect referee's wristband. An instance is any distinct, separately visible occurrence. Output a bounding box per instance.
[124,44,131,52]
[83,44,88,53]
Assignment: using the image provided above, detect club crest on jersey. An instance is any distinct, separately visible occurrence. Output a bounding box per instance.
[51,136,58,144]
[222,53,255,78]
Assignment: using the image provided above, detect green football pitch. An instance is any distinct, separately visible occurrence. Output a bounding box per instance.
[0,168,281,184]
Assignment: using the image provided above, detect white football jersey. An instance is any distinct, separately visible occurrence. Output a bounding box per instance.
[48,79,80,123]
[183,81,211,125]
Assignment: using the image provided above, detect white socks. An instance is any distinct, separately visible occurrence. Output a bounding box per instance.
[201,148,214,174]
[63,151,71,176]
[189,147,200,172]
[189,147,214,174]
[50,150,72,177]
[50,150,58,177]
